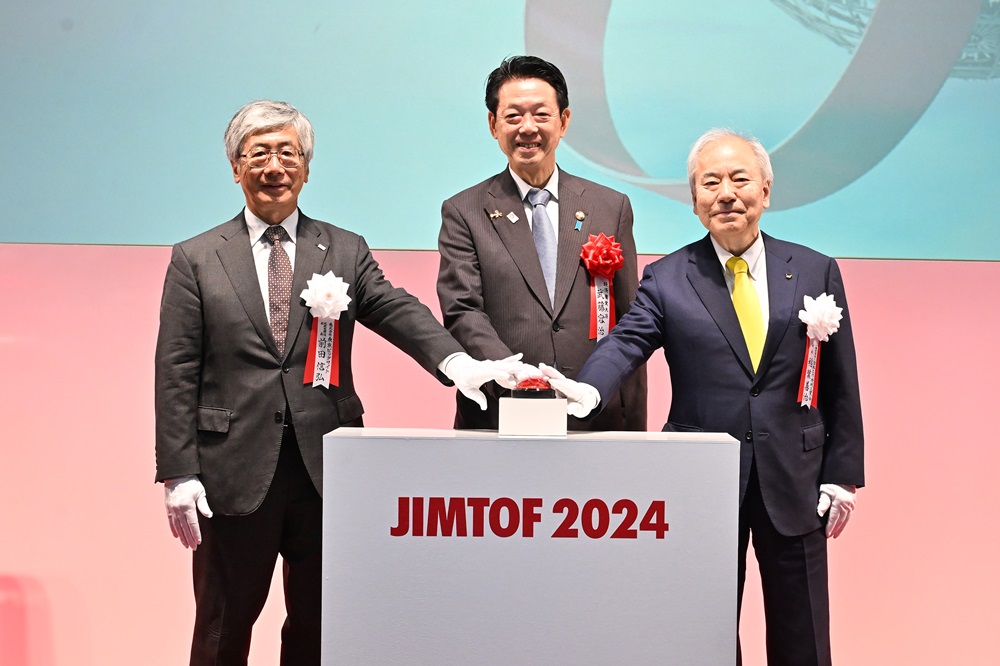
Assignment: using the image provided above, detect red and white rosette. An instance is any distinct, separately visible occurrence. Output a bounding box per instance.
[580,233,624,340]
[797,293,843,409]
[300,272,351,388]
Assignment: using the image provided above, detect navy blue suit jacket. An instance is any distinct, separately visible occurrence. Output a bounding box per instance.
[577,233,864,536]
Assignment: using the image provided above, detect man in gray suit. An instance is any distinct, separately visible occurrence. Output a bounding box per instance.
[544,130,865,665]
[437,55,646,431]
[155,100,523,665]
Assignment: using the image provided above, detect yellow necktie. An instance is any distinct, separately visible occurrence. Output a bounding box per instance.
[726,256,764,371]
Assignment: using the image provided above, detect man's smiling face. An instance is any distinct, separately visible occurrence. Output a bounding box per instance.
[231,126,309,224]
[488,77,571,188]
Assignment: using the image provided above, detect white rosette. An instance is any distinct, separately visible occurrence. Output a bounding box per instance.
[796,293,843,408]
[300,272,351,388]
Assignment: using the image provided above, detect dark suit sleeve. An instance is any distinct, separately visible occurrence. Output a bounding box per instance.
[351,234,464,382]
[816,258,865,488]
[154,243,204,482]
[437,197,516,362]
[578,262,665,411]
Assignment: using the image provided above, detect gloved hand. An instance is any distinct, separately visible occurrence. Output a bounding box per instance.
[164,475,213,550]
[817,483,857,538]
[443,352,529,410]
[538,363,600,419]
[489,355,546,390]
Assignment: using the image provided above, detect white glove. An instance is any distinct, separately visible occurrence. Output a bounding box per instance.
[817,483,856,539]
[443,352,527,410]
[509,361,545,387]
[164,475,213,550]
[538,363,600,419]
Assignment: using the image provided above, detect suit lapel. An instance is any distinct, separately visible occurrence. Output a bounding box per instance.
[287,213,332,355]
[487,171,553,313]
[760,234,798,373]
[216,213,278,356]
[554,173,586,316]
[686,236,756,377]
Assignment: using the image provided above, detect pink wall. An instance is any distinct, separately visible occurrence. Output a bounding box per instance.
[0,244,997,665]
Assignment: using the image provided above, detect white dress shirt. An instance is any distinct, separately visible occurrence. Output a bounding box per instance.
[509,166,560,245]
[245,208,298,322]
[710,232,770,332]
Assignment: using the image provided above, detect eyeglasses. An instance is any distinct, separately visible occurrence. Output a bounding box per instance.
[240,147,304,170]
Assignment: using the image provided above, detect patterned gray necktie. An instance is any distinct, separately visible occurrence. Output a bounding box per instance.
[527,187,556,307]
[264,225,293,356]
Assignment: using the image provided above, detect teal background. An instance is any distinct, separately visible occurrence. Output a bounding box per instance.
[2,0,997,259]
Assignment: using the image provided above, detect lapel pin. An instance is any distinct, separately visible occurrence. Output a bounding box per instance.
[785,273,793,279]
[317,243,327,251]
[574,211,586,231]
[507,211,519,223]
[489,209,502,219]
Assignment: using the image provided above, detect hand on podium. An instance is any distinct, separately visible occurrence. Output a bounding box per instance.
[444,352,534,410]
[164,475,213,550]
[817,483,857,538]
[538,363,599,418]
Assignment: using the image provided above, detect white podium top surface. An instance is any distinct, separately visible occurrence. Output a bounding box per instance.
[326,426,737,445]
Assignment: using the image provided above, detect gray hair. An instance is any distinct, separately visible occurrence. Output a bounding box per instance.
[686,128,773,193]
[224,100,315,164]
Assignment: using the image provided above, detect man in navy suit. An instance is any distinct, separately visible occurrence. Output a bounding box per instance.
[155,100,524,665]
[543,129,865,665]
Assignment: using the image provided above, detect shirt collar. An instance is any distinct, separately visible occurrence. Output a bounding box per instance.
[245,207,299,246]
[509,166,560,203]
[710,232,765,279]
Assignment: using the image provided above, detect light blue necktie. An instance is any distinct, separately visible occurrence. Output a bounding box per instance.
[527,188,556,307]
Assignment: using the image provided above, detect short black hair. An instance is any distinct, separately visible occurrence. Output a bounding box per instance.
[484,55,569,115]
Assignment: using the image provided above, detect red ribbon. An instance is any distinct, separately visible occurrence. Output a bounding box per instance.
[580,232,624,280]
[580,233,624,339]
[796,338,821,408]
[303,318,340,387]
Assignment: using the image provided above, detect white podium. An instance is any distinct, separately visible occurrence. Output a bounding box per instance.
[322,428,739,665]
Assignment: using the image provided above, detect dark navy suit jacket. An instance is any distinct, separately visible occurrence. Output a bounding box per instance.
[577,233,864,536]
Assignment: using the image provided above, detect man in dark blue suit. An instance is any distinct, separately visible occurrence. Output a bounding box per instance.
[543,129,865,665]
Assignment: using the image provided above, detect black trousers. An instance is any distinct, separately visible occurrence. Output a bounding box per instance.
[190,426,323,666]
[737,463,831,666]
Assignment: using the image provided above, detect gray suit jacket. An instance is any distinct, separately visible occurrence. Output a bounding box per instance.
[438,168,647,431]
[155,211,463,515]
[577,233,864,535]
